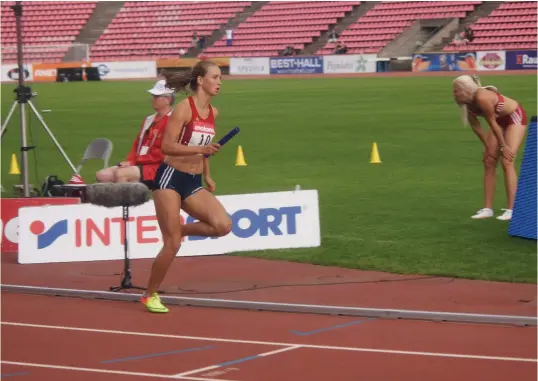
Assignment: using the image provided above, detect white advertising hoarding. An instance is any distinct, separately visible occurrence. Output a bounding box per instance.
[1,64,33,82]
[323,54,377,74]
[476,51,506,71]
[230,57,270,75]
[18,190,321,264]
[93,61,157,80]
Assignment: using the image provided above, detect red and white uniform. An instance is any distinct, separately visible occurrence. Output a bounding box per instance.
[468,89,528,129]
[178,96,216,149]
[125,111,171,181]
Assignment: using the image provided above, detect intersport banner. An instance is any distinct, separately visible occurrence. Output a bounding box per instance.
[92,61,157,80]
[18,190,321,264]
[323,54,377,74]
[506,50,537,70]
[230,57,270,75]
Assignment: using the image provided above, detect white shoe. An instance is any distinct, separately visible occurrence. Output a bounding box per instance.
[496,209,512,221]
[471,208,494,219]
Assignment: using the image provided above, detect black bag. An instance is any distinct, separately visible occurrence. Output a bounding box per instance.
[41,175,65,197]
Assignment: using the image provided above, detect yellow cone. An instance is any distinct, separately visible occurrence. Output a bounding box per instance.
[235,145,247,166]
[369,142,382,164]
[9,153,20,175]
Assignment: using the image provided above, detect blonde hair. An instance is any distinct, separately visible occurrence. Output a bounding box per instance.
[453,74,498,126]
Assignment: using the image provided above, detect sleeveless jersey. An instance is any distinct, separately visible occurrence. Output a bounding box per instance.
[468,87,505,118]
[178,96,216,148]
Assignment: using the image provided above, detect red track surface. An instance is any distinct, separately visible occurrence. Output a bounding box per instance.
[2,293,536,381]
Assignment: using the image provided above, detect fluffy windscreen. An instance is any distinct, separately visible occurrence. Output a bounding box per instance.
[85,182,151,208]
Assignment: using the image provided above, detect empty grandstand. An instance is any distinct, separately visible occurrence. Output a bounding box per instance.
[0,0,536,63]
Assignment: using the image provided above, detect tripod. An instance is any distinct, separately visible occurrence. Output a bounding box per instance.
[110,205,147,292]
[0,2,77,197]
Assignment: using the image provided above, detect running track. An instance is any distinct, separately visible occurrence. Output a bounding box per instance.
[2,293,536,381]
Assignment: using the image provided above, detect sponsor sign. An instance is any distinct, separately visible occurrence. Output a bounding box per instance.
[323,54,377,74]
[476,51,506,71]
[269,56,323,75]
[32,62,90,82]
[412,52,477,72]
[1,64,33,82]
[1,198,81,253]
[18,190,321,264]
[506,50,537,70]
[93,61,157,80]
[230,57,270,75]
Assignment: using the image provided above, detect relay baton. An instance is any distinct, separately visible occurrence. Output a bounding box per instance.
[204,126,240,157]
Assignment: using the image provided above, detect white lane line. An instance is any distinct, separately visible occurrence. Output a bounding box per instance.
[2,321,535,363]
[173,346,300,377]
[0,361,236,381]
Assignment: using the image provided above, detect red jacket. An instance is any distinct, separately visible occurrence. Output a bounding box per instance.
[125,111,171,181]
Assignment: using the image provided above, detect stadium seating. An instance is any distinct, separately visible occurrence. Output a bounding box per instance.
[317,1,482,55]
[1,1,96,64]
[90,1,252,61]
[201,1,361,58]
[1,1,535,64]
[443,1,537,52]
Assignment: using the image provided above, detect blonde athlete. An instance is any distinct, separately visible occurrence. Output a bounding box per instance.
[452,75,528,221]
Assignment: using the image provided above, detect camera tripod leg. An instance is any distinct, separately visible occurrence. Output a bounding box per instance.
[26,100,78,174]
[1,101,17,139]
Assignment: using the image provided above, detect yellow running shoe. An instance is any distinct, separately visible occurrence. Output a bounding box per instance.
[140,293,169,313]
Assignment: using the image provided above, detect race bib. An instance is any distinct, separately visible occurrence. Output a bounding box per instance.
[188,123,215,147]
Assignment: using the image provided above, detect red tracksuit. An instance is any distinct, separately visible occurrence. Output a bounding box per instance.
[125,111,171,182]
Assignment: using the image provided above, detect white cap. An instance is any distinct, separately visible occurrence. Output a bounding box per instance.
[148,79,174,96]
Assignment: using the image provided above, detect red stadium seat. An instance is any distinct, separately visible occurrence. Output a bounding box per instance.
[1,1,96,64]
[90,1,251,61]
[443,1,537,52]
[316,1,480,55]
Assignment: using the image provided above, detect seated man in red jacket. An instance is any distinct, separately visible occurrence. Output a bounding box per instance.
[96,80,174,186]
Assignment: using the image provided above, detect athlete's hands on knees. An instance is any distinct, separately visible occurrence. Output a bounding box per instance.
[200,143,220,156]
[501,145,515,162]
[204,175,216,192]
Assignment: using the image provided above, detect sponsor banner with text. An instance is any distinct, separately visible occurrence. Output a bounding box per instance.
[269,56,323,74]
[93,61,157,80]
[18,190,321,264]
[412,52,477,72]
[230,57,270,75]
[32,62,90,82]
[506,50,537,70]
[476,51,506,71]
[1,198,81,253]
[323,54,377,74]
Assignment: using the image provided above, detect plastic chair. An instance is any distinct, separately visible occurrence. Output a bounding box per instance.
[76,138,113,173]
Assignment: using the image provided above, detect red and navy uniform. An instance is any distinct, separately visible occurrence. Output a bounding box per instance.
[178,96,216,147]
[152,97,216,200]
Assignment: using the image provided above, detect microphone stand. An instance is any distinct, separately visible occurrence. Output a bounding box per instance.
[110,204,146,292]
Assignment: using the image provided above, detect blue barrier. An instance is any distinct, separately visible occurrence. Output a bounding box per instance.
[508,116,537,240]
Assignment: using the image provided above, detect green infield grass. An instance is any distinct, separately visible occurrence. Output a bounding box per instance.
[2,73,536,283]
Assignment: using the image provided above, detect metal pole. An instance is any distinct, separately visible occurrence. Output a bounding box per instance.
[13,1,30,197]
